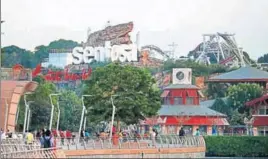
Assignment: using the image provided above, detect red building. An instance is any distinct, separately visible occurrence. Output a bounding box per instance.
[207,66,268,136]
[246,95,268,136]
[140,68,229,135]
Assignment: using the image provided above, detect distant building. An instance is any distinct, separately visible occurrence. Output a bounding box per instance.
[246,95,268,136]
[206,66,268,136]
[140,68,229,136]
[207,66,268,89]
[41,49,73,68]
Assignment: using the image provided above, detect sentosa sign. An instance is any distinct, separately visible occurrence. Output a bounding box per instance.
[72,44,138,65]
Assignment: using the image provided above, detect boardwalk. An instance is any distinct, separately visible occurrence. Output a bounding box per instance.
[1,135,205,158]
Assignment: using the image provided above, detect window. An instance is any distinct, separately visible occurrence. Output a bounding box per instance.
[258,127,268,136]
[258,106,268,115]
[164,97,170,105]
[186,97,194,105]
[174,97,183,105]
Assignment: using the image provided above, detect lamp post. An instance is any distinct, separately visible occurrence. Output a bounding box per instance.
[49,93,61,131]
[23,93,33,134]
[4,99,8,132]
[84,109,87,130]
[56,100,61,131]
[78,95,94,141]
[109,95,119,139]
[26,101,34,131]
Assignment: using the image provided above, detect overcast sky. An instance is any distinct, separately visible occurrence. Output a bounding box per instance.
[2,0,268,59]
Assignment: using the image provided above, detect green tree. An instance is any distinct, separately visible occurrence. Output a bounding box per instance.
[2,45,36,68]
[163,59,230,77]
[211,98,231,117]
[34,39,80,65]
[17,81,57,130]
[58,90,82,131]
[257,53,268,63]
[227,83,263,110]
[83,63,161,128]
[226,83,263,125]
[206,83,228,99]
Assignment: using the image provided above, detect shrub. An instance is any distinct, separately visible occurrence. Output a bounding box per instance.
[205,136,268,157]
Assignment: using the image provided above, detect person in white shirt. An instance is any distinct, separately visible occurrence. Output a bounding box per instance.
[150,129,156,147]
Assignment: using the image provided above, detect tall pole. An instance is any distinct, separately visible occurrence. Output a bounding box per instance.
[23,95,30,133]
[56,101,60,131]
[49,95,54,131]
[26,101,34,131]
[84,109,87,130]
[79,95,93,141]
[4,99,8,132]
[49,93,61,131]
[109,95,117,139]
[27,109,31,131]
[168,42,178,59]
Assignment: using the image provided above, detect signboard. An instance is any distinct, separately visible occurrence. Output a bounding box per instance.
[32,64,92,81]
[71,21,138,65]
[72,44,138,65]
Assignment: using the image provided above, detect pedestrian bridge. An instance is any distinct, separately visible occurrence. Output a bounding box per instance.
[1,135,206,158]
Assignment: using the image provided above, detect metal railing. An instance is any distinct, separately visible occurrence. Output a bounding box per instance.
[0,135,205,158]
[0,138,65,158]
[1,147,65,158]
[50,135,205,150]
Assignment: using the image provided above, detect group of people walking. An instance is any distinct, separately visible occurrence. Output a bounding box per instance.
[179,127,201,136]
[26,129,54,148]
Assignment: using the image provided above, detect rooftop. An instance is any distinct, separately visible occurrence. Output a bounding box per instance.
[245,94,268,107]
[200,97,229,108]
[207,66,268,82]
[164,84,199,90]
[158,105,226,117]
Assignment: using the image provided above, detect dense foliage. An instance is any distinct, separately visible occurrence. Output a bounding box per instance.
[17,76,82,131]
[205,136,268,157]
[1,39,79,68]
[83,63,161,126]
[163,59,229,77]
[210,83,263,125]
[257,53,268,63]
[227,83,263,110]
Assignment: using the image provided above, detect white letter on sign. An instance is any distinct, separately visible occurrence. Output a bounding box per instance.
[111,44,138,62]
[72,47,83,65]
[83,47,95,64]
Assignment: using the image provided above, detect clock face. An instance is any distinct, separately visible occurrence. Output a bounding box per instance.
[176,71,184,80]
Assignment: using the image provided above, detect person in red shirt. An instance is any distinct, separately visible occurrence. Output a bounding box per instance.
[60,130,65,145]
[66,130,72,144]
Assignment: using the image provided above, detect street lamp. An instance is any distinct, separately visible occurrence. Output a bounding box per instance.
[109,95,119,139]
[23,92,33,134]
[78,95,94,141]
[26,101,34,131]
[108,96,133,139]
[49,93,61,131]
[4,99,8,132]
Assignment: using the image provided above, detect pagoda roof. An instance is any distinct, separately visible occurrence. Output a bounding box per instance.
[245,94,268,107]
[158,105,226,117]
[200,97,228,108]
[164,84,199,90]
[207,66,268,82]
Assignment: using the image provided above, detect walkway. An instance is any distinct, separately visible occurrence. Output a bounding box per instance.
[1,135,205,158]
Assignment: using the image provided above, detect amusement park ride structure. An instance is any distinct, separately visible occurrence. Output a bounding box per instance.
[191,33,252,67]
